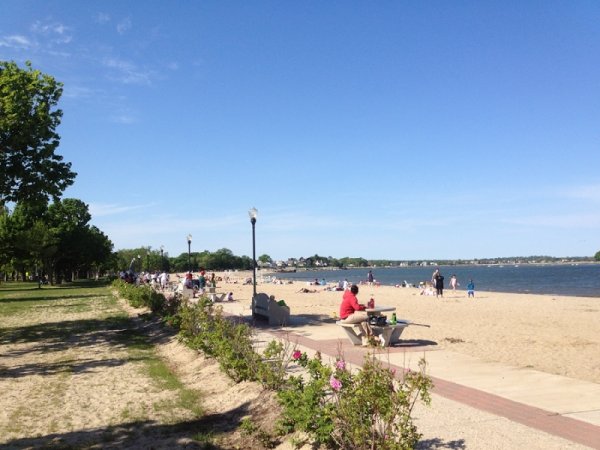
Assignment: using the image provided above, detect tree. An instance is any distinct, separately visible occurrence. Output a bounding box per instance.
[44,199,112,282]
[595,251,600,261]
[0,60,76,206]
[258,254,272,265]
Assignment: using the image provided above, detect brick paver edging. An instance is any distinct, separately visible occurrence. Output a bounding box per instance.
[264,327,600,449]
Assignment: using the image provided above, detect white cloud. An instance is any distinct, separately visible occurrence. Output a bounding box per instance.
[103,57,153,85]
[110,113,138,124]
[31,20,72,44]
[96,13,111,24]
[561,184,600,202]
[63,85,94,99]
[117,17,132,35]
[89,203,150,217]
[0,35,33,49]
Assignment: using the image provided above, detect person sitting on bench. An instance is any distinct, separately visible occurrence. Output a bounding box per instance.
[339,284,372,345]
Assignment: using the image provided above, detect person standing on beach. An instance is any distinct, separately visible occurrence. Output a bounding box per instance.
[367,270,374,286]
[198,271,207,293]
[450,274,458,291]
[467,279,475,298]
[434,271,444,298]
[339,284,373,345]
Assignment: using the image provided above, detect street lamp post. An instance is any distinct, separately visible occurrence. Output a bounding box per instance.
[146,252,150,272]
[160,245,164,271]
[248,208,258,304]
[186,234,192,272]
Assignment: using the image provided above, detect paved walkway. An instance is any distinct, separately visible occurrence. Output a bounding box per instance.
[221,301,600,449]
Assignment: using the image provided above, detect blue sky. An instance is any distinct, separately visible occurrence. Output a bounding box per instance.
[2,1,600,261]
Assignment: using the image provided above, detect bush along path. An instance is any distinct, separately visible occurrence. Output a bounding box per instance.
[114,280,433,450]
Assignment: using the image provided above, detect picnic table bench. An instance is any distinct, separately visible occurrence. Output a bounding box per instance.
[337,321,409,347]
[337,305,411,347]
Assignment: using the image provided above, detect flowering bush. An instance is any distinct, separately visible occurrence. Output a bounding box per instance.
[277,350,432,449]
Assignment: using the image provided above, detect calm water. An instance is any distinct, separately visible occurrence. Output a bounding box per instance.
[271,264,600,297]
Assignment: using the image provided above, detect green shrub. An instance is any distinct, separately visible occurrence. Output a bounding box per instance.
[111,280,172,314]
[178,299,289,388]
[278,350,432,449]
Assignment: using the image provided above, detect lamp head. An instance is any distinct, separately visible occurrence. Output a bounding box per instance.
[248,207,258,224]
[187,234,192,244]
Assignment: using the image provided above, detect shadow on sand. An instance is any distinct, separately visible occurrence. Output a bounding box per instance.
[2,401,258,449]
[0,315,174,378]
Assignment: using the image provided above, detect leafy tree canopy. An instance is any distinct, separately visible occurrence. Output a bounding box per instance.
[258,254,272,264]
[0,60,76,206]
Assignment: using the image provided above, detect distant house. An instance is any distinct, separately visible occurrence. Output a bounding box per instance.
[287,258,298,267]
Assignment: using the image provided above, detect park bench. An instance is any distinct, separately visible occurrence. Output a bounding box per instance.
[252,292,290,326]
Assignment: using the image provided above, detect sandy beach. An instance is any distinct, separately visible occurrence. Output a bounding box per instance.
[206,270,600,384]
[2,276,596,449]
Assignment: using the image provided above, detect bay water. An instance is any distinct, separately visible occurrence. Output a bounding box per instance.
[271,264,600,298]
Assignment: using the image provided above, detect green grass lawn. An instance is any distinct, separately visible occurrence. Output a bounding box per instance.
[0,280,208,448]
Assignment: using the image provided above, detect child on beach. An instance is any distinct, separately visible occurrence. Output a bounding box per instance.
[450,274,458,290]
[467,280,475,298]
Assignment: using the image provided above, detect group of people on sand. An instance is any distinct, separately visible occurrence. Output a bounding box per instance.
[429,269,475,298]
[180,270,234,301]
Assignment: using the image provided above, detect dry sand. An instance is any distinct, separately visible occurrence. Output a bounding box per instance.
[212,270,600,384]
[1,274,597,449]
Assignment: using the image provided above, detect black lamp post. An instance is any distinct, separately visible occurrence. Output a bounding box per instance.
[160,245,164,271]
[146,252,150,272]
[187,234,192,272]
[249,207,258,300]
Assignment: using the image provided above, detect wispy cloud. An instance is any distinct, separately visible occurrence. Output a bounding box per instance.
[116,17,132,35]
[31,20,72,44]
[89,203,151,217]
[96,13,111,25]
[63,85,95,99]
[560,184,600,202]
[102,57,153,85]
[1,19,72,52]
[110,113,138,124]
[0,34,34,49]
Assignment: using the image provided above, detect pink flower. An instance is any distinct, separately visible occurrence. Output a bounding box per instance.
[330,375,342,391]
[335,360,346,370]
[292,350,302,360]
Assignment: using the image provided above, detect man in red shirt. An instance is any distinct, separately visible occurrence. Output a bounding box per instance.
[339,284,372,343]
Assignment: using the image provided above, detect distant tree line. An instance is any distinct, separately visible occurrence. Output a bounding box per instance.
[114,247,255,274]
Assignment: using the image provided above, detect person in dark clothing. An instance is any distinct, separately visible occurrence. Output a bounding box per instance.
[434,272,444,298]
